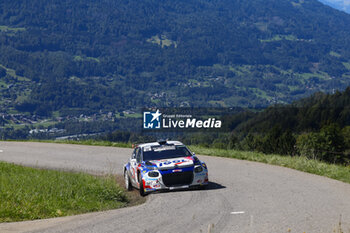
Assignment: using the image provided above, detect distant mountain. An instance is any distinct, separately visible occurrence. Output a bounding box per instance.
[319,0,350,13]
[1,0,350,116]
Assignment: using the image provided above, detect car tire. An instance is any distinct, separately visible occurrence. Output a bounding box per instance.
[138,173,146,197]
[124,171,132,191]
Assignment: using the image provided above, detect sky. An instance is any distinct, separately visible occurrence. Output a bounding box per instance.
[319,0,350,13]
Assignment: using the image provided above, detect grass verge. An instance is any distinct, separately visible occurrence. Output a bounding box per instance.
[189,146,350,184]
[23,139,132,148]
[0,161,143,222]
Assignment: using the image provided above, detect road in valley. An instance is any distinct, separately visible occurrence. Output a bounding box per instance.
[0,141,350,233]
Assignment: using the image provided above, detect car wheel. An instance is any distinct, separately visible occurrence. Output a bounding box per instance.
[124,171,132,191]
[138,173,146,197]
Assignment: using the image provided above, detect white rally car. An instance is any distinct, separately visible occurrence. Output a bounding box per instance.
[123,140,209,196]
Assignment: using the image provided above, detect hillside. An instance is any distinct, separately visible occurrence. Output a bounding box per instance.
[230,87,350,134]
[1,0,350,116]
[319,0,350,13]
[177,88,350,164]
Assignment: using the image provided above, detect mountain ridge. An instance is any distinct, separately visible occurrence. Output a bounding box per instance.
[319,0,350,13]
[1,0,350,116]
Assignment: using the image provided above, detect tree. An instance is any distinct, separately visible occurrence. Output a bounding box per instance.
[296,124,345,163]
[0,66,6,77]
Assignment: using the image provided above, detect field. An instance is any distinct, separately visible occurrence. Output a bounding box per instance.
[0,161,143,222]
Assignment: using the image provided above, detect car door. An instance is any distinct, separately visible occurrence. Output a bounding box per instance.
[129,147,139,185]
[135,148,142,185]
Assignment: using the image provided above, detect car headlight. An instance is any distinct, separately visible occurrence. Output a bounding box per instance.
[148,171,159,177]
[194,166,203,173]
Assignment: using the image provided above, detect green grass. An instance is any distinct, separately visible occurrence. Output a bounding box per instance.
[115,113,143,119]
[260,34,297,42]
[0,64,30,81]
[26,139,133,148]
[73,56,100,63]
[55,140,132,148]
[291,0,304,7]
[189,146,350,184]
[299,71,330,81]
[3,120,57,130]
[0,25,26,33]
[330,51,341,58]
[248,87,272,100]
[343,62,350,71]
[0,161,129,222]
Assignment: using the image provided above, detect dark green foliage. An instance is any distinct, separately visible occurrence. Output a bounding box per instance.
[1,0,350,114]
[224,88,350,164]
[0,66,6,77]
[234,87,350,134]
[0,127,29,140]
[178,88,350,164]
[296,124,348,163]
[100,130,155,144]
[342,126,350,149]
[0,117,7,126]
[228,134,238,149]
[260,126,296,156]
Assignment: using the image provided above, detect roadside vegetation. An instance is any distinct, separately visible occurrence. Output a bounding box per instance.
[30,139,132,148]
[189,146,350,185]
[0,161,144,222]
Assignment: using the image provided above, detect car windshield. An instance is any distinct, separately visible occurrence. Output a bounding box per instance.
[143,145,192,161]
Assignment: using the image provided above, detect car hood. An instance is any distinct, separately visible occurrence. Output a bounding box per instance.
[149,157,194,169]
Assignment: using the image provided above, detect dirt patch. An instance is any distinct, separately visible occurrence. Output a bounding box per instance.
[115,175,146,206]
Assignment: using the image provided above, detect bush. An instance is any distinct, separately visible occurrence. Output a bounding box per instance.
[296,124,347,163]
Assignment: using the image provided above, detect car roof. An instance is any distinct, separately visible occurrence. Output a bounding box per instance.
[137,141,184,148]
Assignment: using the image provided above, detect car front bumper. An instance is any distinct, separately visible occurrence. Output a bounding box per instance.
[142,166,208,193]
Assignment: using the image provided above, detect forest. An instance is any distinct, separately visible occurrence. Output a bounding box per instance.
[180,88,350,165]
[1,0,350,116]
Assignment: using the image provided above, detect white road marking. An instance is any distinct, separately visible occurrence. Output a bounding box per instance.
[0,150,3,153]
[230,211,245,215]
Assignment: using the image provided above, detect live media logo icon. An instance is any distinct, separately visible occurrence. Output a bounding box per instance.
[143,109,162,129]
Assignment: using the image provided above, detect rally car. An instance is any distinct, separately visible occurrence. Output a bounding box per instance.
[123,140,209,196]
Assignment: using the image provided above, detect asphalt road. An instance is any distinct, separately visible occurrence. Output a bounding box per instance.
[0,141,350,233]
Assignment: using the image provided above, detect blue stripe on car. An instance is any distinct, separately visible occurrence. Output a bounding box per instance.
[158,166,194,175]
